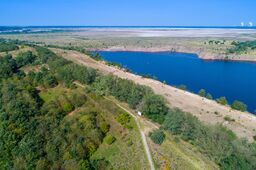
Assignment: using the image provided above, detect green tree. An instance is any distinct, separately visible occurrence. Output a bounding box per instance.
[149,130,165,145]
[216,97,228,105]
[43,74,58,88]
[198,89,206,97]
[206,93,213,100]
[16,51,36,68]
[231,100,247,112]
[0,55,17,79]
[141,94,168,123]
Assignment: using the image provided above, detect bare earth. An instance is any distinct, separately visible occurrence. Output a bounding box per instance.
[51,48,256,142]
[2,28,256,62]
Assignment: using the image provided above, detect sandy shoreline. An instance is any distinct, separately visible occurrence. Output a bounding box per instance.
[52,48,256,142]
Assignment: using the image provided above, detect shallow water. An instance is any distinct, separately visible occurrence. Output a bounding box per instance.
[99,51,256,113]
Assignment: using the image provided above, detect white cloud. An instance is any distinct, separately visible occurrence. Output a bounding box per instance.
[249,22,253,27]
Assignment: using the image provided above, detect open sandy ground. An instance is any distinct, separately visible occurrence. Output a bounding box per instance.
[51,48,256,142]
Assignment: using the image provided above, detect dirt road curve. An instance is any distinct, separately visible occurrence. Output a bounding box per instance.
[52,48,256,142]
[104,97,156,170]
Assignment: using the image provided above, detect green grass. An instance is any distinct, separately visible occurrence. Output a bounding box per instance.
[149,132,219,170]
[39,86,73,102]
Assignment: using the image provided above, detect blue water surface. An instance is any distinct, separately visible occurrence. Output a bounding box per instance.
[99,51,256,113]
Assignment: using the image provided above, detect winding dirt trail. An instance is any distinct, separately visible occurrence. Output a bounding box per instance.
[104,96,156,170]
[52,48,256,142]
[73,81,155,170]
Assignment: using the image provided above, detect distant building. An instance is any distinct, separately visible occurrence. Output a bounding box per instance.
[137,111,142,116]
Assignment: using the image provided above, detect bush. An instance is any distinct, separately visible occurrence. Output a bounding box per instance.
[231,100,247,112]
[149,130,165,145]
[99,122,110,134]
[216,97,228,105]
[177,84,187,90]
[198,89,206,97]
[117,113,131,126]
[16,51,36,68]
[224,116,235,122]
[141,94,168,124]
[43,74,58,88]
[0,54,17,79]
[162,109,199,141]
[206,93,213,100]
[103,135,116,145]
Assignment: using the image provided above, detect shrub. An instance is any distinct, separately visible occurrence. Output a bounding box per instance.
[103,135,116,145]
[177,84,187,90]
[99,122,110,134]
[62,103,74,113]
[224,116,235,122]
[149,130,165,145]
[231,100,247,112]
[69,92,87,108]
[117,113,131,127]
[16,51,36,68]
[0,54,17,79]
[43,74,58,88]
[206,93,213,100]
[216,97,228,105]
[198,89,206,97]
[141,94,168,124]
[162,109,199,141]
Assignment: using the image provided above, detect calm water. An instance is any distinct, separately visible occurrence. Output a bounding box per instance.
[99,51,256,113]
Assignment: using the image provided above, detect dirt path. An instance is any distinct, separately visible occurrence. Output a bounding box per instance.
[104,97,156,170]
[73,82,155,170]
[52,48,256,142]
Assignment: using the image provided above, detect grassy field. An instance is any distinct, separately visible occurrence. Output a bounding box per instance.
[148,133,219,170]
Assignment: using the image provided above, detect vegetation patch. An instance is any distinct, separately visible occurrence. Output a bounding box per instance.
[231,100,247,112]
[0,39,19,52]
[103,135,116,145]
[116,112,132,129]
[216,96,228,105]
[149,129,166,145]
[228,41,256,54]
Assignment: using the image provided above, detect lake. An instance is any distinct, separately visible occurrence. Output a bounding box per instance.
[99,51,256,113]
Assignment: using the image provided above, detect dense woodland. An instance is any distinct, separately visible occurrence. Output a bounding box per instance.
[0,40,256,169]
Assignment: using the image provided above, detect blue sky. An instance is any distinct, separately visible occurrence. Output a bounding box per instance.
[1,0,255,26]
